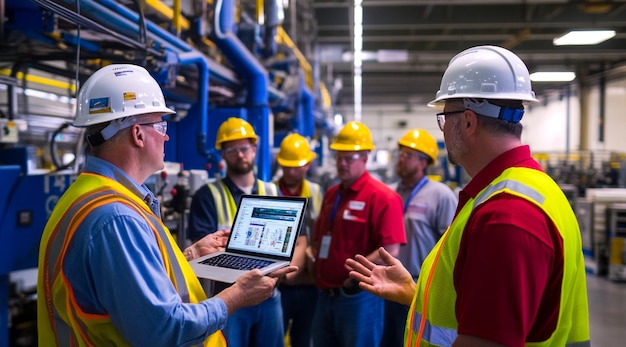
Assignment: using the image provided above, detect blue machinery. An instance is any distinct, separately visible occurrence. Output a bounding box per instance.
[0,1,331,345]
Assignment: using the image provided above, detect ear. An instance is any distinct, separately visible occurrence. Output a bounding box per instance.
[130,124,146,148]
[462,109,479,135]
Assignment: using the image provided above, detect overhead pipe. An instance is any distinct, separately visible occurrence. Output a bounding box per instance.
[50,0,223,160]
[263,0,278,58]
[93,0,287,99]
[94,0,219,158]
[301,85,315,138]
[50,0,236,88]
[90,0,190,52]
[214,0,272,180]
[32,0,159,56]
[178,51,211,158]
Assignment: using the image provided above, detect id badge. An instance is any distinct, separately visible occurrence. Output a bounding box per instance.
[318,235,331,259]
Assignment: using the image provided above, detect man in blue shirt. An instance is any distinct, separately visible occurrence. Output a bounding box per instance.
[37,64,294,346]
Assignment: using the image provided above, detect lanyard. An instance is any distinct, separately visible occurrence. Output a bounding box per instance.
[403,176,429,213]
[329,192,342,225]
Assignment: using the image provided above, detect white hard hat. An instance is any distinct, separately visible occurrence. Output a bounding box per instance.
[74,64,175,127]
[428,45,539,110]
[74,64,175,146]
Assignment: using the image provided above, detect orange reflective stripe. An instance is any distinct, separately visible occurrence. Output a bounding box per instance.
[40,172,213,345]
[413,226,453,347]
[43,190,119,346]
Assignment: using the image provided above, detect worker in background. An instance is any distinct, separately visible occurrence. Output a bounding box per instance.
[346,45,590,347]
[37,64,295,347]
[311,121,406,347]
[382,128,458,347]
[274,133,323,347]
[187,117,283,347]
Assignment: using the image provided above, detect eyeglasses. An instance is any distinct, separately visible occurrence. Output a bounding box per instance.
[139,120,168,136]
[436,110,465,131]
[222,145,253,157]
[335,153,364,164]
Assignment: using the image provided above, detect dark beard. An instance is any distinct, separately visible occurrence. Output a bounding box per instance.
[229,162,254,175]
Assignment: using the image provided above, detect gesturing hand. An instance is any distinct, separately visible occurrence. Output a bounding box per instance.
[345,247,416,306]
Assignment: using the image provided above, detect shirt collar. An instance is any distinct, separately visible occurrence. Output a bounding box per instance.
[83,155,159,214]
[342,171,370,192]
[461,145,540,199]
[222,175,260,194]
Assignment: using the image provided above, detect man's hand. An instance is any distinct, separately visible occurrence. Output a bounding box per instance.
[184,229,230,261]
[345,247,416,306]
[217,266,298,315]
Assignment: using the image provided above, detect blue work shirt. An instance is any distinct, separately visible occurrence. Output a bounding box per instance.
[63,156,227,346]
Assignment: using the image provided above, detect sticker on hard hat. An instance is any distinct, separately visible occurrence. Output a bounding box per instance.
[88,97,112,114]
[114,70,133,77]
[123,92,137,101]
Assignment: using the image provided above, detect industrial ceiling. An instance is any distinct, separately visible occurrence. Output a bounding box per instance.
[311,0,626,108]
[3,1,626,112]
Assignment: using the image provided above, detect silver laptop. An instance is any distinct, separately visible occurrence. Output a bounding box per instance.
[190,195,308,283]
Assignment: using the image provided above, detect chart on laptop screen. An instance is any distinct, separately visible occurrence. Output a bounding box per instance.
[228,198,304,257]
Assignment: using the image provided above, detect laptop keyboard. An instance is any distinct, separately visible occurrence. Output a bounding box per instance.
[200,254,274,271]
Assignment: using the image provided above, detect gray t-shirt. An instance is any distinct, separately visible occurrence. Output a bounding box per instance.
[389,179,458,279]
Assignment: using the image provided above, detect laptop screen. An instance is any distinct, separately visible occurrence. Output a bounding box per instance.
[227,195,307,258]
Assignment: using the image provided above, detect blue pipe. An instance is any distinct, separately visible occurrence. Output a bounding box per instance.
[301,85,315,138]
[58,0,239,88]
[178,51,211,157]
[214,0,271,181]
[263,0,278,58]
[88,0,215,158]
[54,0,228,159]
[94,0,190,52]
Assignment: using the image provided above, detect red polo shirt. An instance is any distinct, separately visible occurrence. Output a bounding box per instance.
[454,145,564,346]
[313,171,406,289]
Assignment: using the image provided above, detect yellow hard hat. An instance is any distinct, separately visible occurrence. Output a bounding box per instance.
[215,117,258,150]
[277,133,317,167]
[398,128,438,164]
[330,121,375,151]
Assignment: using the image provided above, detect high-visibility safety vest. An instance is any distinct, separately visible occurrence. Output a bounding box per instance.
[37,172,226,347]
[274,179,323,217]
[303,179,323,218]
[206,179,278,229]
[405,167,590,347]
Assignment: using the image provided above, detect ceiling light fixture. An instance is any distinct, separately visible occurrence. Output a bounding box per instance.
[353,0,363,121]
[553,30,616,45]
[530,72,576,82]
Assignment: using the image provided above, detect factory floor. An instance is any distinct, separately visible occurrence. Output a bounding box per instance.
[587,273,626,346]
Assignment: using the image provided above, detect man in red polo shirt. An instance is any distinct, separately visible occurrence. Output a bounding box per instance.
[311,121,406,347]
[346,46,590,347]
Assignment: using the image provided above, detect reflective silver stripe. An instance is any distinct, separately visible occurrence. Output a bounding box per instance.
[49,190,191,336]
[136,207,190,303]
[410,311,457,346]
[309,181,322,215]
[473,179,545,209]
[47,190,115,346]
[263,181,278,196]
[208,180,231,229]
[87,192,192,302]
